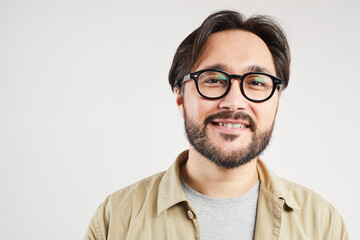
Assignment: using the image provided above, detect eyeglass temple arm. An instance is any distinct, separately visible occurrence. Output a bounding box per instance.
[181,74,191,85]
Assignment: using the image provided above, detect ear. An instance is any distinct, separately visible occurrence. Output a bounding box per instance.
[175,87,184,118]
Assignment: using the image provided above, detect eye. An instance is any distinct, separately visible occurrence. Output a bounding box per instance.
[201,78,228,86]
[244,75,272,90]
[204,78,223,84]
[198,72,228,87]
[250,76,267,86]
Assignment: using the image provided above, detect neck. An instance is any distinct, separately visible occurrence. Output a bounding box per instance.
[180,146,259,198]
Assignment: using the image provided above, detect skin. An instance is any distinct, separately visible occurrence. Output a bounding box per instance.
[175,30,280,198]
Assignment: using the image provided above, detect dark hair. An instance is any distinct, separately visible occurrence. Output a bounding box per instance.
[168,10,291,91]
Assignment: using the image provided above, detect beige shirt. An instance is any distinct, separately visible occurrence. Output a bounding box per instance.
[85,150,349,240]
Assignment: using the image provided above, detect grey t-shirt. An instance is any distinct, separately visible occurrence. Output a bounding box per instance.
[180,176,259,240]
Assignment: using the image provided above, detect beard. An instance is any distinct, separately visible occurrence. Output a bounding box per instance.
[184,109,274,169]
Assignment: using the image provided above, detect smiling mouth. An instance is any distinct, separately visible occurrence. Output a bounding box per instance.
[212,122,249,129]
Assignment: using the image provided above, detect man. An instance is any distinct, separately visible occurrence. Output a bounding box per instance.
[85,10,348,240]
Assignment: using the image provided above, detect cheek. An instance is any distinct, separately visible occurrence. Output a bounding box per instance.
[253,98,279,128]
[184,97,213,121]
[183,85,219,121]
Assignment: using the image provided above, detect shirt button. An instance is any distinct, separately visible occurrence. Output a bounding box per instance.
[187,210,194,219]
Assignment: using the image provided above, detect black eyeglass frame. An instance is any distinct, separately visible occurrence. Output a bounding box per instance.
[180,69,283,103]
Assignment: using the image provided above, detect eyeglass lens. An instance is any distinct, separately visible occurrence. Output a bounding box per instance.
[197,71,274,100]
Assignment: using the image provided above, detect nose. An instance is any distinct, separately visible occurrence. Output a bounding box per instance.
[219,79,249,111]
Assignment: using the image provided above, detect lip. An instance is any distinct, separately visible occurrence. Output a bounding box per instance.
[211,119,250,126]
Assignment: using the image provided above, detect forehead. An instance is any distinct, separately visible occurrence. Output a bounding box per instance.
[193,30,276,74]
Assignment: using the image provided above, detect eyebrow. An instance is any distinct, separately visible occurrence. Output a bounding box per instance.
[202,63,228,71]
[247,65,272,74]
[201,63,272,74]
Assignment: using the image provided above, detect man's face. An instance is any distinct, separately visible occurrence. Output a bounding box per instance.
[176,30,280,169]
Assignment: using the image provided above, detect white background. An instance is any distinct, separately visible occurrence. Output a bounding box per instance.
[0,0,359,239]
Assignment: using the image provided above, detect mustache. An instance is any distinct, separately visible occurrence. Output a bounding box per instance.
[204,111,256,131]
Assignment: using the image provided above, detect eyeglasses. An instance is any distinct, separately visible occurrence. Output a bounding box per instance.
[180,69,283,102]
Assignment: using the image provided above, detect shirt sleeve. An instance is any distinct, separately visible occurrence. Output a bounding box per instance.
[84,198,109,240]
[331,205,349,240]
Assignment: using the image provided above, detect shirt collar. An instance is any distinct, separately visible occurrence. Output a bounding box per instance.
[157,150,300,215]
[157,150,189,216]
[257,159,300,210]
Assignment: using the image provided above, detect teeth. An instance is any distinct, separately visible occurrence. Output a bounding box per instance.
[218,122,246,128]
